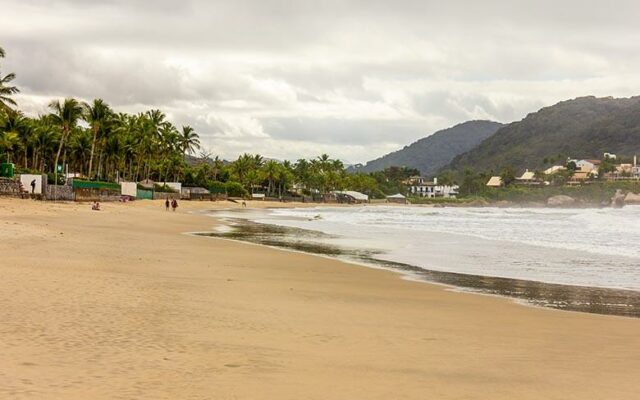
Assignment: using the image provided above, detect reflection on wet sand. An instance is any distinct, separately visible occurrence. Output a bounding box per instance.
[197,218,640,318]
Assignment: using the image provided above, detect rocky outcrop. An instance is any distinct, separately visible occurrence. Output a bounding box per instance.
[624,192,640,205]
[611,189,626,208]
[547,195,576,207]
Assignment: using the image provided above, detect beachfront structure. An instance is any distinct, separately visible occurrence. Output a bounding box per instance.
[486,176,503,187]
[408,177,459,198]
[332,190,369,204]
[604,152,617,160]
[386,193,408,204]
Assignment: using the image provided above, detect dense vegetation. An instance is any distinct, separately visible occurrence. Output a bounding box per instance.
[0,46,417,198]
[349,120,503,175]
[447,96,640,173]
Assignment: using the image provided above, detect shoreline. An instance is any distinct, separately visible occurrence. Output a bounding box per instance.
[2,198,639,399]
[197,212,640,318]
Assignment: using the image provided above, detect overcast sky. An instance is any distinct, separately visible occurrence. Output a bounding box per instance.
[2,0,640,163]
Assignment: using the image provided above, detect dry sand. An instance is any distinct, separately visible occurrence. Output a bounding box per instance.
[1,197,639,399]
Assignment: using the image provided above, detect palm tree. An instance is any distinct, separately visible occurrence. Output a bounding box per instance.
[262,160,280,196]
[0,46,19,112]
[179,125,200,161]
[69,128,92,176]
[83,98,112,179]
[0,110,27,164]
[0,70,19,112]
[49,98,84,184]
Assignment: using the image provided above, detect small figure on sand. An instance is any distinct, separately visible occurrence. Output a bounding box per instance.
[91,202,101,211]
[165,198,170,211]
[30,179,36,194]
[242,200,246,208]
[171,199,178,212]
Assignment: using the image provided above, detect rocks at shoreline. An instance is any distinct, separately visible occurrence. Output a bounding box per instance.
[611,189,626,208]
[546,195,577,207]
[624,192,640,205]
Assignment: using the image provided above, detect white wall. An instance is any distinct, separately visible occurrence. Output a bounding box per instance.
[120,182,137,197]
[20,174,43,194]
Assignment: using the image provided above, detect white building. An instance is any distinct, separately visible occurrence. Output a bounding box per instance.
[544,165,566,175]
[568,159,600,174]
[408,177,459,198]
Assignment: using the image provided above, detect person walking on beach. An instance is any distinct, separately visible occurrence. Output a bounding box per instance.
[165,198,170,211]
[171,199,178,212]
[30,179,36,194]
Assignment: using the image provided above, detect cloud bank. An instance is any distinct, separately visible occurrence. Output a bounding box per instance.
[3,0,640,162]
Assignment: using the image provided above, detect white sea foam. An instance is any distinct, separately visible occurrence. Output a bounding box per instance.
[245,205,640,291]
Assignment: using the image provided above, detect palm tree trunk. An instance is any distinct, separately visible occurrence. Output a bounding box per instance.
[97,148,103,180]
[88,127,98,179]
[53,130,67,185]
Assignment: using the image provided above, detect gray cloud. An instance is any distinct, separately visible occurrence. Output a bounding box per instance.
[2,0,640,162]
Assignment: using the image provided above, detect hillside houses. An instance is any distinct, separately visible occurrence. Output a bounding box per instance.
[486,153,640,187]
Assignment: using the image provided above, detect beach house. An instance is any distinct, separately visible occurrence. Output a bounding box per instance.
[515,169,541,185]
[386,193,408,204]
[408,177,459,198]
[486,176,503,187]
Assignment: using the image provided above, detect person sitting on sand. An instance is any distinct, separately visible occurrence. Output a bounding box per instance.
[91,202,101,211]
[165,198,170,211]
[171,199,178,212]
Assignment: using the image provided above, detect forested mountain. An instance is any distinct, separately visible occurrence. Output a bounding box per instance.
[447,96,640,173]
[349,120,503,175]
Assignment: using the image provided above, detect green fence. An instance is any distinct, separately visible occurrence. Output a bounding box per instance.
[72,180,120,190]
[136,188,153,200]
[0,163,15,178]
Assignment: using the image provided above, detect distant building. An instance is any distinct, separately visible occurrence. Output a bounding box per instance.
[408,177,459,198]
[515,169,540,185]
[386,193,408,204]
[568,170,597,184]
[332,190,369,204]
[544,165,566,175]
[568,159,600,175]
[604,152,617,160]
[486,176,503,187]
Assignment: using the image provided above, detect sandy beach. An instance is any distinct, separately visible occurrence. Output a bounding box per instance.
[1,198,639,399]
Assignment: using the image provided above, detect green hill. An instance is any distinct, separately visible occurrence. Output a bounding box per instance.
[447,96,640,173]
[350,120,503,175]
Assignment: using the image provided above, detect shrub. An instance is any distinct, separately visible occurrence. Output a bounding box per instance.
[208,181,227,194]
[225,181,249,197]
[154,183,178,193]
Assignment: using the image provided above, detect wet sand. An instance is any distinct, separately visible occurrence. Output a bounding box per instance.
[1,198,639,399]
[200,216,640,317]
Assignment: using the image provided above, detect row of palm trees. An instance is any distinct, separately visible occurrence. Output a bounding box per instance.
[1,46,201,183]
[1,98,201,183]
[225,153,355,196]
